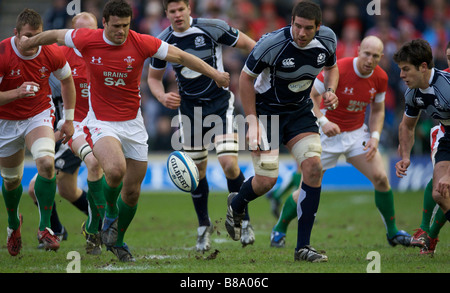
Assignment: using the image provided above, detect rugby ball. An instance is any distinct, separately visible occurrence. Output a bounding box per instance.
[167,151,199,192]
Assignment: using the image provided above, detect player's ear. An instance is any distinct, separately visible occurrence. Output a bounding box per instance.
[14,28,18,37]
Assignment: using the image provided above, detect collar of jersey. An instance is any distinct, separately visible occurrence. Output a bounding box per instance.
[103,30,126,46]
[11,36,42,60]
[171,17,194,36]
[353,57,374,79]
[289,26,322,50]
[418,68,435,93]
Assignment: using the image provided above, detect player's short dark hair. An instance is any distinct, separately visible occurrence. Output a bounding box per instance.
[162,0,189,10]
[393,39,434,69]
[16,8,42,33]
[291,0,322,27]
[103,0,133,22]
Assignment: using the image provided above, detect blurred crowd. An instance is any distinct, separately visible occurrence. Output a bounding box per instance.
[42,0,450,154]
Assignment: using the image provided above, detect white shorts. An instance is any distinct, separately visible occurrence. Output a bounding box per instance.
[84,109,149,162]
[72,120,86,141]
[0,108,55,158]
[320,124,370,170]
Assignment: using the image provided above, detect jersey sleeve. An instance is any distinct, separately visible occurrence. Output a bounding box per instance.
[48,45,72,80]
[374,68,388,103]
[65,28,94,51]
[404,89,421,117]
[242,34,274,77]
[317,26,337,68]
[197,18,239,47]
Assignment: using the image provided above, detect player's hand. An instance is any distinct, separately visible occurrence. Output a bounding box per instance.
[246,114,260,152]
[395,158,410,178]
[438,174,450,199]
[161,92,181,109]
[214,71,230,88]
[17,82,40,98]
[17,35,30,51]
[323,91,338,110]
[59,120,74,144]
[363,137,378,161]
[322,121,340,137]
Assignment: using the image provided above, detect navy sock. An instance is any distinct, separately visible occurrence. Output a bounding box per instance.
[191,177,210,226]
[296,182,321,251]
[231,177,259,214]
[446,210,450,223]
[227,170,245,193]
[72,190,89,216]
[50,202,63,233]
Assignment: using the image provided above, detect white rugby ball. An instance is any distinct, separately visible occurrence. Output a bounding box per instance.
[167,151,199,192]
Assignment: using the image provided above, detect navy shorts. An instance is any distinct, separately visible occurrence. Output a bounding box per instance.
[257,100,319,151]
[435,135,450,164]
[179,92,236,149]
[54,140,82,174]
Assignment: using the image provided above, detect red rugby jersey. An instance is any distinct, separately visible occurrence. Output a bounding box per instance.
[316,57,388,132]
[61,46,89,122]
[0,37,69,120]
[67,28,163,121]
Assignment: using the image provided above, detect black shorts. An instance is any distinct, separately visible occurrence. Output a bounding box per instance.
[54,141,82,174]
[257,100,319,150]
[435,135,450,164]
[179,92,236,149]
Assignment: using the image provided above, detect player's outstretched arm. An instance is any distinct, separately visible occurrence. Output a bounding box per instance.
[18,29,70,51]
[163,45,230,88]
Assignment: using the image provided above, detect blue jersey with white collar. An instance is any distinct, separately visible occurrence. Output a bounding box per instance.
[404,68,450,133]
[150,17,239,101]
[243,25,337,113]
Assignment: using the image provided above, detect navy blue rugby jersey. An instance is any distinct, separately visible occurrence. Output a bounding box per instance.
[243,25,337,112]
[150,17,239,100]
[404,68,450,133]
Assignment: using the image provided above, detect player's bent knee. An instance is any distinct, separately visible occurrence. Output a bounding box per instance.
[30,137,55,160]
[252,153,279,178]
[1,162,24,187]
[291,134,322,165]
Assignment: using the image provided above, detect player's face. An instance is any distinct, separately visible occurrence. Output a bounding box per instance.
[357,45,383,75]
[166,1,191,32]
[291,16,319,48]
[397,61,428,89]
[103,15,130,45]
[14,24,42,56]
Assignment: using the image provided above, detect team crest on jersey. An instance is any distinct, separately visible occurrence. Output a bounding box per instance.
[90,56,103,65]
[317,53,326,65]
[124,56,135,70]
[195,36,206,48]
[39,67,49,79]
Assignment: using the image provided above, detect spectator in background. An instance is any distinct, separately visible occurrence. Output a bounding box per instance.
[336,18,361,59]
[44,0,71,29]
[249,1,286,41]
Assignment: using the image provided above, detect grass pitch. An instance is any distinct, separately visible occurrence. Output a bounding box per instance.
[0,189,449,279]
